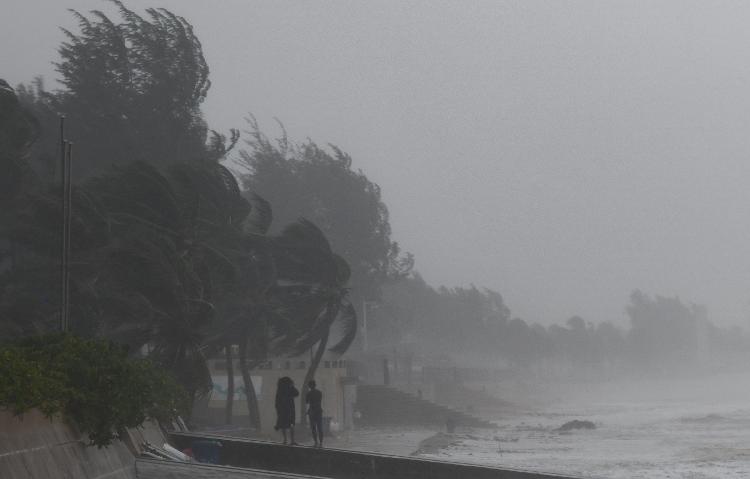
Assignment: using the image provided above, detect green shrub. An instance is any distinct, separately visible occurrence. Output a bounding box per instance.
[0,334,187,447]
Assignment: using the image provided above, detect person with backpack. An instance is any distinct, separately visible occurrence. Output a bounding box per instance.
[274,376,299,445]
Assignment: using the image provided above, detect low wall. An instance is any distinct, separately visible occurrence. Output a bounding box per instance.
[135,458,321,479]
[0,410,164,479]
[170,432,580,479]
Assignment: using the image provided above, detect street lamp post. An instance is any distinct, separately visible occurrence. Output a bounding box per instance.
[59,116,73,333]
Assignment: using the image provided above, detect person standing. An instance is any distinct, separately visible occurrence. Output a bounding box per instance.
[274,376,299,445]
[306,380,324,447]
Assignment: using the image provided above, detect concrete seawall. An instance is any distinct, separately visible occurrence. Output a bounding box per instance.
[0,410,164,479]
[135,458,325,479]
[170,432,582,479]
[0,409,582,479]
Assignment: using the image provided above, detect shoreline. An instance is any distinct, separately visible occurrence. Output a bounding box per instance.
[194,424,439,456]
[411,431,463,456]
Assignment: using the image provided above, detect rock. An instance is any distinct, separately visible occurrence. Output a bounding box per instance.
[556,419,596,432]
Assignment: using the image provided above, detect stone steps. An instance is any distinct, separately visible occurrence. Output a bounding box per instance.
[433,383,514,413]
[355,385,495,429]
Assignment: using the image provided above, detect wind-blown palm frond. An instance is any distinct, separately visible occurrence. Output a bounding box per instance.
[244,192,272,235]
[273,219,341,286]
[277,218,332,254]
[328,301,357,355]
[333,254,351,286]
[88,161,183,235]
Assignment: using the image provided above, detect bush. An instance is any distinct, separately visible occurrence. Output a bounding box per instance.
[0,334,188,447]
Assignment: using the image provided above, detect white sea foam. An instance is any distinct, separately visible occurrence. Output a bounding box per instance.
[416,371,750,478]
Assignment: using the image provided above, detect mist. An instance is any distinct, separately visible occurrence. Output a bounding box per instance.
[3,1,750,478]
[6,1,750,327]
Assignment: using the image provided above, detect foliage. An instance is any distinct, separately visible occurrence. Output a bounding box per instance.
[0,158,254,402]
[2,2,364,432]
[239,118,413,303]
[3,4,249,410]
[17,1,236,181]
[0,334,187,447]
[0,79,37,203]
[267,218,357,420]
[272,219,358,356]
[375,275,510,355]
[377,277,750,378]
[5,2,750,437]
[79,159,256,398]
[0,82,54,337]
[626,290,710,368]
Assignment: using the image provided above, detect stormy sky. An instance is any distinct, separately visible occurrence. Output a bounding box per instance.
[4,1,750,327]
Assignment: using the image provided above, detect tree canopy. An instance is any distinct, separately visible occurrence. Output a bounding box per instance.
[18,0,235,181]
[1,4,360,429]
[239,119,413,303]
[4,2,750,440]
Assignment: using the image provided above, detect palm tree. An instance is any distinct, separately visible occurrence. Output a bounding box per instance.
[212,217,358,428]
[0,80,44,336]
[209,233,275,429]
[82,159,252,405]
[271,219,358,421]
[206,192,288,429]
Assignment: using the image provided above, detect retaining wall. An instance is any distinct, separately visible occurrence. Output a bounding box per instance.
[0,410,164,479]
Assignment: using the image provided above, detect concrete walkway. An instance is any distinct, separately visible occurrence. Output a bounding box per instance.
[136,458,327,479]
[169,432,583,479]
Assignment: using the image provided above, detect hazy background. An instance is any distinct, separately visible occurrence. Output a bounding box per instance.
[4,0,750,327]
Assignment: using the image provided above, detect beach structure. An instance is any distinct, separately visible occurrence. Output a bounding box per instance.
[195,351,358,433]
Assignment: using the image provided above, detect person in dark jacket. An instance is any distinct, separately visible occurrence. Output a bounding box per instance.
[305,380,324,447]
[274,376,299,445]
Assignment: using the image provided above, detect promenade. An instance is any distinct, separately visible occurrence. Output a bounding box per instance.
[167,432,582,479]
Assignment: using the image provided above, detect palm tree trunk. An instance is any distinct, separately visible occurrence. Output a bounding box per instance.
[238,334,261,429]
[224,344,234,425]
[300,328,329,423]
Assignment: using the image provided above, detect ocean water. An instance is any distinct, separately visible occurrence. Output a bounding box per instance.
[416,372,750,478]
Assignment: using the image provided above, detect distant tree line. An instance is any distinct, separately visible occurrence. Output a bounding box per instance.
[369,277,750,378]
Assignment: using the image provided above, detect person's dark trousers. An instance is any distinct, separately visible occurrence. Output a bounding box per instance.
[309,413,323,445]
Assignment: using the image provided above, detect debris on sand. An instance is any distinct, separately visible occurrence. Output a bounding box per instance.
[555,420,596,432]
[411,432,467,456]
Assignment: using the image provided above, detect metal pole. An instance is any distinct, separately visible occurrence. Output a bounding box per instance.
[59,116,67,332]
[63,142,73,332]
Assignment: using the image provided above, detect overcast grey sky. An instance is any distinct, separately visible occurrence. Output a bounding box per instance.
[4,1,750,327]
